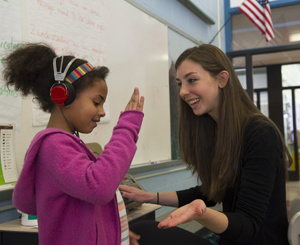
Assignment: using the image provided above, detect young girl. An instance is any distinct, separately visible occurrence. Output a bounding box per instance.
[3,43,144,245]
[120,44,292,245]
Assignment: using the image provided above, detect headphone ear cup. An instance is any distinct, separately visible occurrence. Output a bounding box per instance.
[50,82,76,106]
[50,83,69,104]
[63,82,76,106]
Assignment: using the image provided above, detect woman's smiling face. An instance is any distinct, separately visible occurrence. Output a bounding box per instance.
[176,59,221,122]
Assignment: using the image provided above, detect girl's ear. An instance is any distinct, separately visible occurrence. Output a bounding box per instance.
[63,104,71,109]
[218,71,229,89]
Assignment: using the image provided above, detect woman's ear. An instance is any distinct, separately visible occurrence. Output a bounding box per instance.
[218,71,229,89]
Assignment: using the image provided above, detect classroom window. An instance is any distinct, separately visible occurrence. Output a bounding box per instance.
[235,67,267,90]
[259,91,269,117]
[282,64,300,87]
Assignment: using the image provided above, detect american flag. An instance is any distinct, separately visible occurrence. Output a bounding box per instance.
[238,0,275,42]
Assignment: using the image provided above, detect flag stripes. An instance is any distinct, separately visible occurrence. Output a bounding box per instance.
[238,0,275,42]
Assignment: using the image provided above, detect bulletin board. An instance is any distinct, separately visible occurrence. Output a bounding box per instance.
[0,0,171,175]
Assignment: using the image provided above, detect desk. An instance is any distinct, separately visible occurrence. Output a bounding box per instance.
[128,203,161,226]
[0,203,161,245]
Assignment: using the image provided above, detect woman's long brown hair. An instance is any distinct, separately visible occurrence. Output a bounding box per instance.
[176,44,291,202]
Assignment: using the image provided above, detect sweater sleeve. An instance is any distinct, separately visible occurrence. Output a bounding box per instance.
[176,186,217,207]
[38,110,144,205]
[219,119,285,243]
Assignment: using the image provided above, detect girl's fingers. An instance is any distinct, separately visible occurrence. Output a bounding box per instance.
[125,88,144,112]
[136,96,144,112]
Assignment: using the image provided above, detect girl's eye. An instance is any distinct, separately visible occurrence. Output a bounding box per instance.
[93,101,100,106]
[177,82,182,87]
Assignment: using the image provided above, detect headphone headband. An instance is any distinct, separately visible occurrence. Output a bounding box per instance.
[53,56,77,82]
[65,63,93,84]
[51,56,94,108]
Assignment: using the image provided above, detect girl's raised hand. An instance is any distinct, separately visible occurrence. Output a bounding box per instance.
[124,87,144,112]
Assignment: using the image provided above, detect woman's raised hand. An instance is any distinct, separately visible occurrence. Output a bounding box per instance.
[124,87,144,112]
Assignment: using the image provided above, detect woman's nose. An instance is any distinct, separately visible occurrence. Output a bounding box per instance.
[179,84,190,99]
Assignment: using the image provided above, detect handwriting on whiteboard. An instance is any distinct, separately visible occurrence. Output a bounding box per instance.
[28,0,106,65]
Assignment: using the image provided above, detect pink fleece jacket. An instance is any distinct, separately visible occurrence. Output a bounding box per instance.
[12,110,144,245]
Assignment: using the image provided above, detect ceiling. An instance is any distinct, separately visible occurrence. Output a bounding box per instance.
[231,4,300,67]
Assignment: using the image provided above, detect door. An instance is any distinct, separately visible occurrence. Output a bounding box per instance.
[235,63,300,180]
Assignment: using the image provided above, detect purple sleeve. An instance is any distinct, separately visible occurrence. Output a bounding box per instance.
[38,110,144,205]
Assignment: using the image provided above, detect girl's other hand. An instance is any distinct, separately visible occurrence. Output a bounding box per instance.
[124,87,144,112]
[129,230,140,245]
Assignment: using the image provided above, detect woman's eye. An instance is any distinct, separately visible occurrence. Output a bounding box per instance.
[188,79,197,83]
[93,101,100,106]
[177,82,182,87]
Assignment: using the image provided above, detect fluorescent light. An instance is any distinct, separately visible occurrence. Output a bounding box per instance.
[289,33,300,42]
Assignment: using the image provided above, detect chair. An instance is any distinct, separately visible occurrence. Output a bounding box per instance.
[86,142,103,157]
[288,197,300,244]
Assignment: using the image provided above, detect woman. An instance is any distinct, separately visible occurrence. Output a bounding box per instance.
[120,44,291,245]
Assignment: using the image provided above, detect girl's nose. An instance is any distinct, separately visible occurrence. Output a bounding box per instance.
[99,106,106,118]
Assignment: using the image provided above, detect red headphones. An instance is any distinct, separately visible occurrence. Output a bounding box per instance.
[50,57,77,109]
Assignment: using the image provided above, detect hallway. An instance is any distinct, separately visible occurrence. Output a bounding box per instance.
[286,181,300,220]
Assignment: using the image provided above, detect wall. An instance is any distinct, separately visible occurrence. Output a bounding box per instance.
[128,0,226,50]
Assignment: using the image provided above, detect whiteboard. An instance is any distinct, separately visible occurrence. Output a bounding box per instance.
[1,0,171,174]
[168,28,199,160]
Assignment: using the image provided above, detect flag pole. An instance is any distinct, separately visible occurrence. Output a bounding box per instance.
[209,8,239,44]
